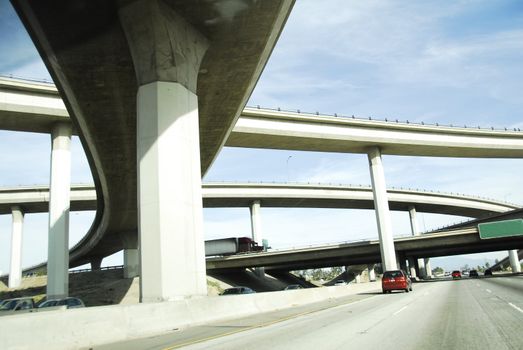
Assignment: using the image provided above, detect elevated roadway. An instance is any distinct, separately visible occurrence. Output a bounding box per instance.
[0,182,517,217]
[3,78,523,159]
[7,0,295,283]
[206,228,523,271]
[2,77,523,268]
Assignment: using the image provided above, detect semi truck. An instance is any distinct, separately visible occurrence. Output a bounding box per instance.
[205,237,264,256]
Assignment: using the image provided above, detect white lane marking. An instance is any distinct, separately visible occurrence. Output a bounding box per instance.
[508,303,523,314]
[485,289,492,293]
[393,306,408,316]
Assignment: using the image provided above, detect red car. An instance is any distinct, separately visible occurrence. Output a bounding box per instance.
[382,270,412,293]
[451,270,462,279]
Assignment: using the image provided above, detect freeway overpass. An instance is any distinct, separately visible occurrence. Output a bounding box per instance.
[0,182,517,217]
[3,77,523,159]
[206,228,523,271]
[2,76,523,294]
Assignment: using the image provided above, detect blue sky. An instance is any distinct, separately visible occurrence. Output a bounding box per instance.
[1,0,522,273]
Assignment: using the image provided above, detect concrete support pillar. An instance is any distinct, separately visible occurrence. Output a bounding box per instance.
[47,123,72,299]
[250,200,265,278]
[418,258,427,279]
[408,257,417,279]
[424,258,432,278]
[8,207,24,288]
[408,206,425,277]
[508,250,521,273]
[367,264,376,282]
[120,0,209,302]
[136,81,207,301]
[408,206,419,236]
[90,257,103,271]
[124,249,139,279]
[367,147,397,271]
[397,251,407,272]
[250,201,263,244]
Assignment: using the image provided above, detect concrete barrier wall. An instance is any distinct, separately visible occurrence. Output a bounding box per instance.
[0,283,380,350]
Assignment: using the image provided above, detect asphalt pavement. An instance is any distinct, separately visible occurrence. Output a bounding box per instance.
[94,276,523,350]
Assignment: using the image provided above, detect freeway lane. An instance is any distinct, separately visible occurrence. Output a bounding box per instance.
[96,277,523,350]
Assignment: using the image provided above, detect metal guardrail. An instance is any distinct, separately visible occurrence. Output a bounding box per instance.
[246,105,523,133]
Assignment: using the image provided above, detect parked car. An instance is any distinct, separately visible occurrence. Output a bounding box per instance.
[484,269,493,276]
[38,297,85,309]
[469,270,479,278]
[284,284,303,290]
[334,280,346,286]
[382,270,412,293]
[451,270,462,279]
[220,287,256,295]
[0,297,35,311]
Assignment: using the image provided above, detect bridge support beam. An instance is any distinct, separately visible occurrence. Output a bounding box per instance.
[250,200,265,278]
[124,249,139,279]
[367,264,376,282]
[408,206,426,278]
[424,258,432,278]
[8,206,24,288]
[120,0,209,302]
[90,257,103,271]
[367,147,397,271]
[47,122,72,299]
[396,251,407,272]
[408,257,417,279]
[508,249,521,273]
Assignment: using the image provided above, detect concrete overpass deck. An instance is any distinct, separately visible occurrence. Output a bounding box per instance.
[2,76,523,268]
[0,182,517,218]
[3,77,523,159]
[206,228,523,271]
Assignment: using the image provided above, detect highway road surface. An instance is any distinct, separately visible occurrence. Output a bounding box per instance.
[97,276,523,350]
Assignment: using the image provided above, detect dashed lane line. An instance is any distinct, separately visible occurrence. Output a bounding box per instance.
[393,305,408,316]
[508,302,523,314]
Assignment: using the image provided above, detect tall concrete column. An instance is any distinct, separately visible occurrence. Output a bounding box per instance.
[408,257,417,279]
[250,200,265,277]
[124,249,139,279]
[367,264,376,282]
[250,201,263,244]
[47,122,72,299]
[424,258,432,278]
[120,0,209,302]
[508,250,521,273]
[409,206,425,276]
[367,147,397,271]
[397,251,407,272]
[8,207,24,288]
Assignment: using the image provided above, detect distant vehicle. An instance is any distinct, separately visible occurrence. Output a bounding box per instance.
[284,284,303,290]
[205,237,263,256]
[484,269,493,276]
[444,271,451,277]
[38,297,85,309]
[220,287,256,295]
[469,270,479,278]
[452,270,462,279]
[334,280,346,286]
[382,270,412,293]
[0,297,35,311]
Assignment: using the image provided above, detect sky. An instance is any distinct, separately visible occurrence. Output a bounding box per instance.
[1,0,522,274]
